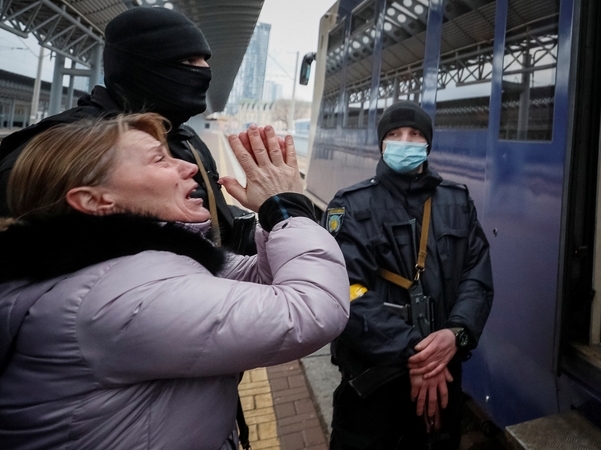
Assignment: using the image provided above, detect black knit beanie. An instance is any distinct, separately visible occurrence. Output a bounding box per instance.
[377,101,433,152]
[104,7,211,62]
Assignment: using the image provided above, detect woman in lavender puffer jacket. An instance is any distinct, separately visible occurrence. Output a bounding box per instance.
[0,114,349,450]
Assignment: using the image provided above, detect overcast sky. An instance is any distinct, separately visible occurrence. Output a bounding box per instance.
[0,29,54,80]
[258,0,333,101]
[0,1,334,101]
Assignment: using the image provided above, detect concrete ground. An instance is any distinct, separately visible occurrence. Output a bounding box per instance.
[299,346,340,438]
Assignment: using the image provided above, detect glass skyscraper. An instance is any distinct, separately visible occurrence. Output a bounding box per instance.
[226,22,271,114]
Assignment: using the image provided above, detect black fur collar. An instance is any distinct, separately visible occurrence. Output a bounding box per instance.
[0,213,226,283]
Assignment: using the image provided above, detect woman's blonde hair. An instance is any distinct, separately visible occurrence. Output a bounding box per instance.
[7,113,169,220]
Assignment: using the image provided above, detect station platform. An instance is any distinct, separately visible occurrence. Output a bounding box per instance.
[239,360,328,449]
[238,346,340,450]
[239,346,514,450]
[238,345,341,450]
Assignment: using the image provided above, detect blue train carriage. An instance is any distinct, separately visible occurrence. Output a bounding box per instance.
[303,0,601,443]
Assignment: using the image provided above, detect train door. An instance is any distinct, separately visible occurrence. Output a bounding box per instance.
[558,0,601,424]
[425,0,586,428]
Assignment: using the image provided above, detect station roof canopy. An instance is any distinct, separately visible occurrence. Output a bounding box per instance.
[0,0,265,113]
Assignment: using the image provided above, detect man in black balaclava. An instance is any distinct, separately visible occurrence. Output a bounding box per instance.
[0,7,255,254]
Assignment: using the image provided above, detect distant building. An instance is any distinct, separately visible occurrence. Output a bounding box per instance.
[262,80,282,102]
[226,22,271,114]
[0,69,87,129]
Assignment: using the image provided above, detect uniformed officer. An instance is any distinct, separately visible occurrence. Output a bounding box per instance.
[325,101,493,450]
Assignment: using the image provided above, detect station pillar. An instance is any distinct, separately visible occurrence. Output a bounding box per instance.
[89,44,103,88]
[49,53,65,116]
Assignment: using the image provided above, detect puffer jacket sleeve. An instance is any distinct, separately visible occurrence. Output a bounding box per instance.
[217,226,273,284]
[77,217,349,385]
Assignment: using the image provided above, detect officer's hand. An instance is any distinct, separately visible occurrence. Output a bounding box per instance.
[410,367,453,418]
[221,125,302,212]
[408,329,456,379]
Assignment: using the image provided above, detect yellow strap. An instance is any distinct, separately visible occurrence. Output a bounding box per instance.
[186,141,222,247]
[416,197,432,274]
[350,284,368,301]
[377,195,432,287]
[377,268,413,289]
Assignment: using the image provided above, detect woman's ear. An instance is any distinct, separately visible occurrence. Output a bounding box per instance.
[66,186,116,215]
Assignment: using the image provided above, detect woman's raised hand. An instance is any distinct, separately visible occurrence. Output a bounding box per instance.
[220,124,303,212]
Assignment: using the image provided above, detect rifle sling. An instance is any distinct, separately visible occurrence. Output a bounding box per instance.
[377,196,431,288]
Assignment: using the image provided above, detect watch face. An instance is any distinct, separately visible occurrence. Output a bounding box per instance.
[457,330,469,348]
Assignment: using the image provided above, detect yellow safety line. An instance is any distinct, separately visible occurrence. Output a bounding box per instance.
[238,368,281,449]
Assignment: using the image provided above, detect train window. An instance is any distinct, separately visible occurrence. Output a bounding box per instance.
[382,0,428,52]
[344,82,371,129]
[320,91,339,129]
[344,1,376,129]
[351,1,376,36]
[434,0,496,130]
[376,0,429,122]
[321,23,346,130]
[499,0,559,141]
[326,24,345,77]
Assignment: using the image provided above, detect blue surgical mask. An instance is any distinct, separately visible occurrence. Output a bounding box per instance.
[382,141,428,174]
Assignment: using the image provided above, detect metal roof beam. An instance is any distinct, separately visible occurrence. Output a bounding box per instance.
[38,0,102,41]
[1,0,102,41]
[1,0,104,66]
[0,0,264,112]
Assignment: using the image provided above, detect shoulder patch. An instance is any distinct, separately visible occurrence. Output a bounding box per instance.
[326,207,345,236]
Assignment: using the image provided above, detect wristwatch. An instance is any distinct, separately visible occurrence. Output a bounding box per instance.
[448,327,469,349]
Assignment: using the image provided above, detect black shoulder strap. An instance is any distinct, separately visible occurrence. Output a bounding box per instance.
[0,277,66,375]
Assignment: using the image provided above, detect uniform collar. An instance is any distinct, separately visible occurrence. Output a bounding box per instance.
[376,158,442,197]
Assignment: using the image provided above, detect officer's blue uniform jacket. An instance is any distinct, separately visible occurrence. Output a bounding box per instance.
[325,158,493,393]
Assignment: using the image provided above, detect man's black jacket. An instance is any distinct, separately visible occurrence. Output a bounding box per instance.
[325,159,493,391]
[0,86,254,254]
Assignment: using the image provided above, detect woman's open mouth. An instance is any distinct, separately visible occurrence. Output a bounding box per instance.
[186,184,199,200]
